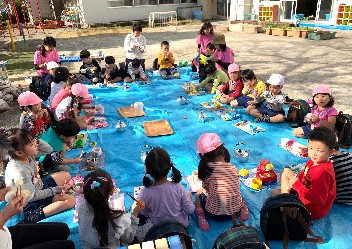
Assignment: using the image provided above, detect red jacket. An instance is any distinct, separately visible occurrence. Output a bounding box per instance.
[292,159,336,220]
[222,78,243,99]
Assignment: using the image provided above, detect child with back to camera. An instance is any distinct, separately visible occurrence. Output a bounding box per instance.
[293,85,338,138]
[246,74,286,123]
[195,133,249,231]
[216,63,243,104]
[157,41,177,79]
[34,36,60,76]
[79,50,101,83]
[101,56,122,85]
[124,22,146,71]
[271,126,337,220]
[78,169,142,249]
[47,67,70,106]
[50,77,76,112]
[231,69,266,108]
[124,58,147,83]
[196,63,228,94]
[2,128,75,224]
[137,148,195,241]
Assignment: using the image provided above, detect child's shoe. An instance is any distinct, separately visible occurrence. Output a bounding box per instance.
[196,208,209,231]
[239,201,250,221]
[255,114,270,123]
[18,208,46,224]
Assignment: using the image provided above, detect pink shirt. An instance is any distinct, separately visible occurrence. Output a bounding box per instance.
[214,47,234,73]
[51,88,70,111]
[310,105,338,129]
[34,49,60,76]
[196,34,215,54]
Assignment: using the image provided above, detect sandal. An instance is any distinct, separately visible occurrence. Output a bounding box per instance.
[240,201,250,221]
[196,208,210,231]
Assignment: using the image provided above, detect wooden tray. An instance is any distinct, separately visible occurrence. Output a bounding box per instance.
[117,106,146,118]
[143,120,174,137]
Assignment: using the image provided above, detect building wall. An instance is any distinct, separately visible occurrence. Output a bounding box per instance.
[79,0,198,24]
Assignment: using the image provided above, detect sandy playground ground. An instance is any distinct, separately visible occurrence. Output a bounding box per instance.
[2,21,352,128]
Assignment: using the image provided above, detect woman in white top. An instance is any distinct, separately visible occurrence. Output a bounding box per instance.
[124,22,146,71]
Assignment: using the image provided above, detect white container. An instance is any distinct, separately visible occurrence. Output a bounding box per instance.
[96,83,103,88]
[133,102,144,110]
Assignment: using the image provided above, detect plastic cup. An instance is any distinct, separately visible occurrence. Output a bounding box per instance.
[133,102,144,110]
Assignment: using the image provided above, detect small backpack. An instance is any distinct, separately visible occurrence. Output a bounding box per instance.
[335,111,352,149]
[29,75,51,101]
[144,220,193,249]
[213,213,266,249]
[286,100,311,128]
[260,194,323,249]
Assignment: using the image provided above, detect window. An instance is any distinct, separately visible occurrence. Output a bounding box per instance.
[159,0,179,4]
[107,0,133,7]
[180,0,197,3]
[134,0,158,5]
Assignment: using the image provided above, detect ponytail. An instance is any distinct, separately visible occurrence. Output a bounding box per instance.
[198,155,213,181]
[143,174,154,187]
[170,165,182,183]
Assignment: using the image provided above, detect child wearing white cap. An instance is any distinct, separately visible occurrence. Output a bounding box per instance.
[43,61,59,86]
[247,74,286,123]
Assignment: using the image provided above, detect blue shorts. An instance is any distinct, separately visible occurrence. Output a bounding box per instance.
[199,193,232,221]
[301,124,312,138]
[257,106,285,117]
[159,68,177,76]
[236,95,254,107]
[24,175,57,212]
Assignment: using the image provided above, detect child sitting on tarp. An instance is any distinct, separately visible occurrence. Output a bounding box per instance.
[124,58,147,83]
[79,50,101,83]
[43,61,59,86]
[101,56,122,85]
[246,74,286,123]
[231,69,266,108]
[40,119,82,173]
[196,43,216,83]
[50,77,76,112]
[196,64,228,94]
[271,126,337,220]
[157,41,177,79]
[216,63,243,104]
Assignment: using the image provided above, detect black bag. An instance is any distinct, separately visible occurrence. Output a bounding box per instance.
[144,220,192,249]
[335,111,352,149]
[260,194,323,249]
[213,213,266,249]
[29,75,51,101]
[286,100,311,128]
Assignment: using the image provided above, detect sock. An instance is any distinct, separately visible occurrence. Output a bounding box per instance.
[255,114,270,123]
[18,208,46,224]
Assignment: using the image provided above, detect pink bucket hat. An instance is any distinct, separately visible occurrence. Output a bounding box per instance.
[228,63,240,74]
[197,133,222,154]
[18,91,42,106]
[312,85,331,97]
[267,74,284,86]
[71,83,90,99]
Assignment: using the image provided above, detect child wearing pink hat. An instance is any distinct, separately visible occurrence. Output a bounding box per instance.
[18,91,51,137]
[216,63,243,104]
[195,133,249,231]
[293,85,338,138]
[246,74,286,123]
[54,83,92,130]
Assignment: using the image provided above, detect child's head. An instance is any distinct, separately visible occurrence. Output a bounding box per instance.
[205,43,215,56]
[308,126,337,165]
[66,77,77,90]
[83,169,123,247]
[228,63,240,81]
[104,56,115,68]
[132,22,142,37]
[240,69,257,88]
[18,91,42,114]
[143,147,182,187]
[71,83,90,102]
[196,133,230,181]
[46,61,59,76]
[161,41,170,53]
[312,85,334,108]
[212,34,226,51]
[204,64,217,77]
[53,66,70,83]
[266,74,284,95]
[79,50,92,64]
[199,21,214,35]
[1,128,38,160]
[42,36,56,51]
[53,119,80,145]
[131,58,141,69]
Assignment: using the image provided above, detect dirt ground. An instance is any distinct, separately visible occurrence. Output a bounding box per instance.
[1,22,352,128]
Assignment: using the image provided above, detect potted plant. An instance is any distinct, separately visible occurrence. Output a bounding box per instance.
[263,22,277,35]
[286,27,302,38]
[271,24,289,36]
[298,26,315,38]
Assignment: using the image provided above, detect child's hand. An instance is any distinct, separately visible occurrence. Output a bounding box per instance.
[247,100,256,106]
[311,115,320,123]
[2,194,25,220]
[0,187,12,202]
[132,201,145,217]
[42,108,49,118]
[73,157,82,164]
[210,55,218,62]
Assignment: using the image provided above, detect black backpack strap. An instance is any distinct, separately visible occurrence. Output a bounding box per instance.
[296,211,324,244]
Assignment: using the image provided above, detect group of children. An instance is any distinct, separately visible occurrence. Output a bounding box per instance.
[0,20,351,249]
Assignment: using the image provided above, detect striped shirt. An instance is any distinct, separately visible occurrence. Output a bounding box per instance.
[203,162,242,215]
[331,152,352,205]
